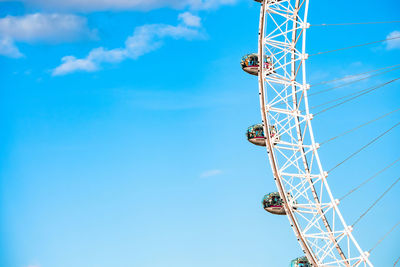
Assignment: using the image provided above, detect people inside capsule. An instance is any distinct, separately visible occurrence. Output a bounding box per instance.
[290,256,311,267]
[246,123,279,146]
[262,192,286,215]
[240,53,275,76]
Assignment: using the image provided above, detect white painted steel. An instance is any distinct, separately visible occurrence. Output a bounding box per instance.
[256,0,373,266]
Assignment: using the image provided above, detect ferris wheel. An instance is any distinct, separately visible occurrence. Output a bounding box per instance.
[241,0,400,266]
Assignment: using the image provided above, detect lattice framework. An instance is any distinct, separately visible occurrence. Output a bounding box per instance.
[257,1,373,266]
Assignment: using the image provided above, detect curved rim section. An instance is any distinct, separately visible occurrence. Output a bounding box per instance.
[257,1,373,266]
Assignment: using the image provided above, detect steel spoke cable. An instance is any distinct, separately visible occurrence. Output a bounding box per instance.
[394,256,400,266]
[311,79,397,111]
[328,121,400,173]
[313,78,400,116]
[369,220,400,253]
[311,86,378,111]
[352,177,400,228]
[321,108,400,145]
[273,72,399,109]
[311,64,400,87]
[309,67,400,97]
[309,36,400,57]
[340,156,400,201]
[311,21,400,27]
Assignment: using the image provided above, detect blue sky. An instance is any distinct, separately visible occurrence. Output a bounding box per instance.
[1,0,400,266]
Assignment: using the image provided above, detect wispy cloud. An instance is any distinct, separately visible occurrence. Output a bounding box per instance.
[52,13,204,76]
[0,36,23,58]
[189,0,236,10]
[200,169,223,178]
[178,12,201,27]
[0,13,96,43]
[386,31,400,50]
[0,13,96,58]
[20,0,236,12]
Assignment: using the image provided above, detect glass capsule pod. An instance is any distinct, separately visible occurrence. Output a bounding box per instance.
[240,53,275,76]
[290,256,311,267]
[246,123,279,146]
[262,192,286,215]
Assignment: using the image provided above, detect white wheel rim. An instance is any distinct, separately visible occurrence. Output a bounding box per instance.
[257,1,373,266]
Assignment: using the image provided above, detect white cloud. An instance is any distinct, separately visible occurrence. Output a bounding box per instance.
[0,36,23,58]
[0,13,96,43]
[53,14,204,76]
[0,13,96,58]
[200,169,223,178]
[20,0,236,12]
[53,55,98,75]
[189,0,236,10]
[386,31,400,50]
[179,12,201,27]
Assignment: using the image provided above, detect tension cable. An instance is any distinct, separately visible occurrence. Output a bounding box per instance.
[309,36,400,57]
[369,220,400,253]
[352,177,400,228]
[340,156,400,201]
[328,121,400,173]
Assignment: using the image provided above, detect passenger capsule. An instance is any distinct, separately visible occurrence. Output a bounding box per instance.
[262,192,286,215]
[240,53,275,76]
[246,124,279,146]
[290,256,311,267]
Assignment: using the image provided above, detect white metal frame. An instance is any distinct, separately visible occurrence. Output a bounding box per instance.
[257,0,373,266]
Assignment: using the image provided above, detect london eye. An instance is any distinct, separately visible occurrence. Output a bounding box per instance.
[242,0,400,266]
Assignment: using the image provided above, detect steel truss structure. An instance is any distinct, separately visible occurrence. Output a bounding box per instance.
[257,0,373,266]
